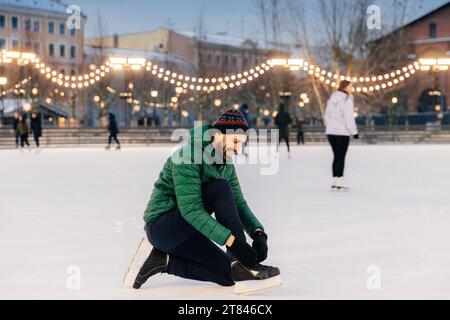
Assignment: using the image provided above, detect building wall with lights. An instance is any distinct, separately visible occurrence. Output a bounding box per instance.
[86,27,286,77]
[0,0,86,75]
[400,3,449,112]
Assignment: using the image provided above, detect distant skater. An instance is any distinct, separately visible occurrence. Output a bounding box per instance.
[30,111,42,148]
[325,80,359,191]
[12,112,20,148]
[106,113,121,150]
[296,116,305,145]
[17,115,30,149]
[274,103,292,157]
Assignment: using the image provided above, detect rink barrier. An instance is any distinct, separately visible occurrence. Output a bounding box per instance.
[0,127,450,149]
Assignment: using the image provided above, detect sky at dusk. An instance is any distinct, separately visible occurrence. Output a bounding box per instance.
[69,0,449,40]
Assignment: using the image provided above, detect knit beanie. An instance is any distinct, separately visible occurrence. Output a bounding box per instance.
[213,109,249,134]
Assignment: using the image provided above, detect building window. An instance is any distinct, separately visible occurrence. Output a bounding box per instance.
[224,55,229,67]
[60,45,65,58]
[11,16,19,30]
[25,18,31,31]
[71,69,76,76]
[70,28,76,37]
[48,21,54,33]
[0,39,6,50]
[12,40,20,50]
[207,53,212,64]
[34,42,40,53]
[429,23,437,38]
[216,54,221,65]
[70,46,76,59]
[33,20,40,32]
[0,15,5,28]
[49,43,55,57]
[232,56,237,67]
[60,23,65,35]
[25,41,32,50]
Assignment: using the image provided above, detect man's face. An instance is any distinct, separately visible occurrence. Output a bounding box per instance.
[214,133,247,160]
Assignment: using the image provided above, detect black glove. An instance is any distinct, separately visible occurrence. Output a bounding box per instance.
[353,134,359,139]
[252,231,268,263]
[227,238,258,268]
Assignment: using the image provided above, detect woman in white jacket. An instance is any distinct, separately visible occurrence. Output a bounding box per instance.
[325,80,359,191]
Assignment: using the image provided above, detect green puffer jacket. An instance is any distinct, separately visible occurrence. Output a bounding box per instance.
[144,124,264,246]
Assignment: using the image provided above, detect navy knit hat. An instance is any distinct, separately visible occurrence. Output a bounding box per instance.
[214,109,249,134]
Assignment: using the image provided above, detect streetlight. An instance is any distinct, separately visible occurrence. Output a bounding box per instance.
[419,57,450,122]
[0,77,7,85]
[214,99,222,108]
[392,97,398,104]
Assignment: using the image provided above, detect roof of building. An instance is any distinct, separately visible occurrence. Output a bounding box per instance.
[375,1,450,42]
[401,1,450,29]
[0,0,85,16]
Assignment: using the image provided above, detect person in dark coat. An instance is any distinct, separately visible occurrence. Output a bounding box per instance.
[296,116,305,145]
[30,111,42,148]
[17,115,30,148]
[107,113,121,149]
[274,103,292,155]
[12,112,20,148]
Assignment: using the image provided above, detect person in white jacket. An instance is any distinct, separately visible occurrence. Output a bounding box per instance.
[325,80,359,191]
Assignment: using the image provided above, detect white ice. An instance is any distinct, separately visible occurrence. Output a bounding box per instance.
[1,144,450,300]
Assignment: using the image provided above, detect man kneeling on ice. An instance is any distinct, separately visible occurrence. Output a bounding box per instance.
[133,110,280,291]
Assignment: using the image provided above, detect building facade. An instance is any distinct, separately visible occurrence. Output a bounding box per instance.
[0,0,86,76]
[378,3,450,112]
[86,27,284,76]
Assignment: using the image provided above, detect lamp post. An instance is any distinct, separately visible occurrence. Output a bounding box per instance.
[0,77,7,127]
[150,90,158,127]
[419,58,450,124]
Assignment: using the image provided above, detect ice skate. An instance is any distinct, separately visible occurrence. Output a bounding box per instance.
[123,238,167,289]
[123,238,153,288]
[231,261,283,295]
[331,177,338,190]
[116,144,121,151]
[132,247,168,289]
[105,145,111,151]
[334,177,351,192]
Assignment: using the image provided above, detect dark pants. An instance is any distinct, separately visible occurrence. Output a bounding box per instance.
[108,132,120,145]
[20,134,30,148]
[145,179,246,287]
[327,135,350,177]
[33,131,40,148]
[15,131,20,147]
[297,132,305,145]
[278,137,291,152]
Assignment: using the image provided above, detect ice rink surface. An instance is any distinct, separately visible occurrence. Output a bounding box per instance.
[1,144,450,300]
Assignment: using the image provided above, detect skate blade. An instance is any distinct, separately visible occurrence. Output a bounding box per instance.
[332,187,351,193]
[234,275,283,296]
[123,238,153,288]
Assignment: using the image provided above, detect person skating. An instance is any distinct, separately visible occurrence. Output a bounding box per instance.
[30,111,42,148]
[296,116,305,145]
[16,115,30,149]
[106,113,121,150]
[325,80,359,191]
[12,112,20,148]
[274,103,292,157]
[133,110,280,291]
